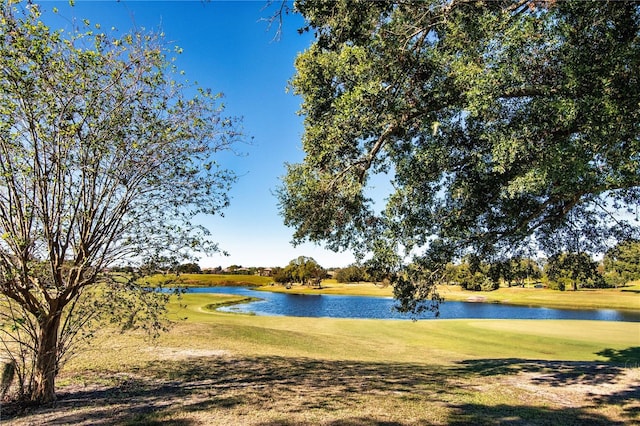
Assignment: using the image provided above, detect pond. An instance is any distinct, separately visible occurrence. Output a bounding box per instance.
[185,287,640,322]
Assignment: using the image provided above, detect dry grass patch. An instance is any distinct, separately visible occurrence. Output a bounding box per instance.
[5,350,639,425]
[144,347,231,360]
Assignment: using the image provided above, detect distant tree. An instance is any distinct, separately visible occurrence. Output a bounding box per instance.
[335,264,367,283]
[453,263,472,289]
[490,257,542,287]
[486,261,506,287]
[282,256,325,286]
[176,263,202,274]
[0,3,239,403]
[443,263,460,285]
[603,240,640,287]
[227,265,242,274]
[514,258,542,287]
[453,255,496,291]
[545,253,605,291]
[272,266,294,285]
[279,0,640,313]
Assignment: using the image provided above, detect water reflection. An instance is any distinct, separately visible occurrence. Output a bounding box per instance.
[185,287,640,322]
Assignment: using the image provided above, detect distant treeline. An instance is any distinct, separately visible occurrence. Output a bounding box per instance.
[334,241,640,291]
[109,240,640,291]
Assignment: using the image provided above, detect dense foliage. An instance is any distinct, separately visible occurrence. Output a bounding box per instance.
[273,256,326,286]
[602,240,640,287]
[0,3,239,402]
[334,264,368,283]
[545,252,605,291]
[279,0,640,313]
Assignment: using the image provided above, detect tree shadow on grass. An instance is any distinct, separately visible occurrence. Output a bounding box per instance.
[455,353,640,425]
[590,346,640,421]
[5,354,638,425]
[454,358,626,386]
[596,347,640,367]
[592,384,640,421]
[4,356,452,425]
[447,403,621,426]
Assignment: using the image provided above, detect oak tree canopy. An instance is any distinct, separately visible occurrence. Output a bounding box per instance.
[278,0,640,312]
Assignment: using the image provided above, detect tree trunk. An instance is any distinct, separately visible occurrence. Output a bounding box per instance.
[32,312,62,403]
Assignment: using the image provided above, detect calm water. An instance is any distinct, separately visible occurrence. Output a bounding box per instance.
[185,287,640,322]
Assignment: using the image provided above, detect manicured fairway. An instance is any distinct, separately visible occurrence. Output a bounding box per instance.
[144,273,273,287]
[8,292,639,425]
[158,294,638,363]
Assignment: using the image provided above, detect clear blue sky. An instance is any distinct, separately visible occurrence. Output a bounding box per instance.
[42,0,357,269]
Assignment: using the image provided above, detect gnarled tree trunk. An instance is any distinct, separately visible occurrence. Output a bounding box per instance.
[32,310,62,403]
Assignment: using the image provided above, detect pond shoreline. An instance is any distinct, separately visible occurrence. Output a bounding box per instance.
[183,286,640,322]
[164,274,639,312]
[251,282,640,313]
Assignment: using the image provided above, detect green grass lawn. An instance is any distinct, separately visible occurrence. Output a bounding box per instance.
[7,287,639,425]
[155,293,638,363]
[6,292,631,425]
[142,273,274,287]
[169,293,639,362]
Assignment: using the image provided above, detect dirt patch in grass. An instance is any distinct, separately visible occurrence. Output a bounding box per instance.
[144,346,231,360]
[4,354,638,425]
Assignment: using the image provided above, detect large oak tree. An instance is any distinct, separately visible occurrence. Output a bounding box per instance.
[0,3,240,402]
[279,0,639,312]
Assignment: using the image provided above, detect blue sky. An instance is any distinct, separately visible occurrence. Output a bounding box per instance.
[42,1,357,269]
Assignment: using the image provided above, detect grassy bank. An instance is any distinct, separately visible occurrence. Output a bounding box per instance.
[7,292,640,425]
[142,273,640,311]
[143,273,273,287]
[437,283,640,311]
